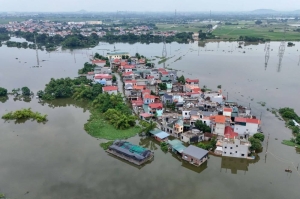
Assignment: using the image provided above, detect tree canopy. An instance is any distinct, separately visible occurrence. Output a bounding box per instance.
[195,120,211,133]
[0,87,7,96]
[177,75,185,84]
[249,137,262,151]
[253,133,265,142]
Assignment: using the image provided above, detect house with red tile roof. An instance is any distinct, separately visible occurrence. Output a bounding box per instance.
[234,117,261,137]
[92,59,106,67]
[223,107,233,117]
[213,115,226,136]
[102,86,118,95]
[148,103,164,117]
[122,64,135,72]
[94,74,112,86]
[186,78,199,85]
[143,94,158,104]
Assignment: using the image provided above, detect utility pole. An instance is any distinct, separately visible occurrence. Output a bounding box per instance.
[162,36,167,58]
[34,34,39,66]
[226,92,228,101]
[265,133,270,163]
[298,55,300,66]
[260,112,262,121]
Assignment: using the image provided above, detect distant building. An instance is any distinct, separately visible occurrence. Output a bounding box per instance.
[107,51,130,59]
[102,86,118,95]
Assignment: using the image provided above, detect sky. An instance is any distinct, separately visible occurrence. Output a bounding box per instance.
[1,0,300,12]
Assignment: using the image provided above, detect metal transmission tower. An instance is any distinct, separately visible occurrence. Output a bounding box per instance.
[162,37,167,57]
[34,34,40,66]
[277,26,286,72]
[264,42,270,70]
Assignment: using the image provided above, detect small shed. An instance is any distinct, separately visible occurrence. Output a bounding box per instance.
[168,139,186,154]
[182,145,208,166]
[149,128,169,142]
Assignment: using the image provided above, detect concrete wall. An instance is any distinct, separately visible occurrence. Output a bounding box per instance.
[222,139,249,158]
[215,123,225,136]
[246,123,259,136]
[182,110,191,119]
[182,153,208,166]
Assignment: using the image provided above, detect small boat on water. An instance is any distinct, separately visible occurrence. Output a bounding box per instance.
[285,169,292,173]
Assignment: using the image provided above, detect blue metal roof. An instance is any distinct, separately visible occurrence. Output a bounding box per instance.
[155,132,170,139]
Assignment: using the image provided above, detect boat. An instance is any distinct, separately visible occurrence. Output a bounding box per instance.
[285,169,292,173]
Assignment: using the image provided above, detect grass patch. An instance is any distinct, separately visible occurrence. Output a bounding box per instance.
[2,108,47,123]
[282,140,300,148]
[0,193,5,198]
[84,109,141,140]
[100,141,114,150]
[258,101,266,107]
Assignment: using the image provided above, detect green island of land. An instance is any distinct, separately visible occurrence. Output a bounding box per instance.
[2,108,47,123]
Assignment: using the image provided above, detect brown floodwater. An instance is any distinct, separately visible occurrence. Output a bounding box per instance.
[0,39,300,199]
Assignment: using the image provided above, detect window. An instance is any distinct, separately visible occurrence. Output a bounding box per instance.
[235,151,237,153]
[236,145,238,147]
[241,154,245,157]
[224,146,227,149]
[181,136,183,139]
[224,151,226,154]
[230,147,232,149]
[185,112,187,115]
[230,152,232,154]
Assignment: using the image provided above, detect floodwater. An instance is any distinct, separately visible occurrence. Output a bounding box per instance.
[1,39,300,199]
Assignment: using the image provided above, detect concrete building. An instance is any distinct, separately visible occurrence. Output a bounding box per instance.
[234,117,261,137]
[182,145,208,166]
[213,115,226,136]
[181,129,204,144]
[102,86,118,95]
[221,127,251,158]
[107,51,130,59]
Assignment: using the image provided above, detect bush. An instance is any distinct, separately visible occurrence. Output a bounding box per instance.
[100,141,114,150]
[160,142,168,152]
[249,137,262,151]
[253,133,265,142]
[0,87,7,96]
[21,87,31,96]
[2,108,47,123]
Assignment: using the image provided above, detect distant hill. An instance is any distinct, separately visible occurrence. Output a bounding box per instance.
[251,9,278,14]
[76,9,88,13]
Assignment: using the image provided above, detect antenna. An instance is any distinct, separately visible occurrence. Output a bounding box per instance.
[34,34,40,66]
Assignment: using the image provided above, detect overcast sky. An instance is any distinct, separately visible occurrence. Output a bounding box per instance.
[1,0,300,12]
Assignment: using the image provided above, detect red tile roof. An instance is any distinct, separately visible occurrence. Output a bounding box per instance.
[113,59,120,63]
[125,80,137,84]
[160,71,169,75]
[94,74,112,79]
[224,126,238,139]
[142,89,151,94]
[149,103,163,109]
[235,117,260,125]
[144,94,157,99]
[140,113,153,118]
[223,108,233,112]
[87,72,94,75]
[131,99,143,106]
[122,72,133,76]
[133,85,145,90]
[102,86,118,91]
[215,115,226,124]
[158,68,166,72]
[147,76,154,79]
[123,65,135,69]
[186,78,199,83]
[92,60,106,64]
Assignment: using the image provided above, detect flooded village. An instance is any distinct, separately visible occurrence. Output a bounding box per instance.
[1,40,300,199]
[89,50,262,166]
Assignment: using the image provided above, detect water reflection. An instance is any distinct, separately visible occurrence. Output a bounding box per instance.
[0,96,9,103]
[106,153,153,170]
[38,98,89,112]
[139,136,158,151]
[220,156,260,174]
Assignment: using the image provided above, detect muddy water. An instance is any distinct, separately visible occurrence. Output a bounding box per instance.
[0,40,300,199]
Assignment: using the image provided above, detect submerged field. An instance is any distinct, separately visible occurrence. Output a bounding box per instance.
[213,21,300,41]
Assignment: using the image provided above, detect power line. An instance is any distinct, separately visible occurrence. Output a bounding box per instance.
[34,34,39,66]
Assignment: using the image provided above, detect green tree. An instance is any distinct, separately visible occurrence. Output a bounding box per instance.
[217,85,222,89]
[0,87,7,96]
[296,134,300,145]
[249,137,262,151]
[255,20,263,25]
[253,133,265,142]
[195,120,211,132]
[21,87,31,96]
[158,83,167,90]
[177,75,185,84]
[291,126,300,134]
[112,75,117,82]
[141,120,157,133]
